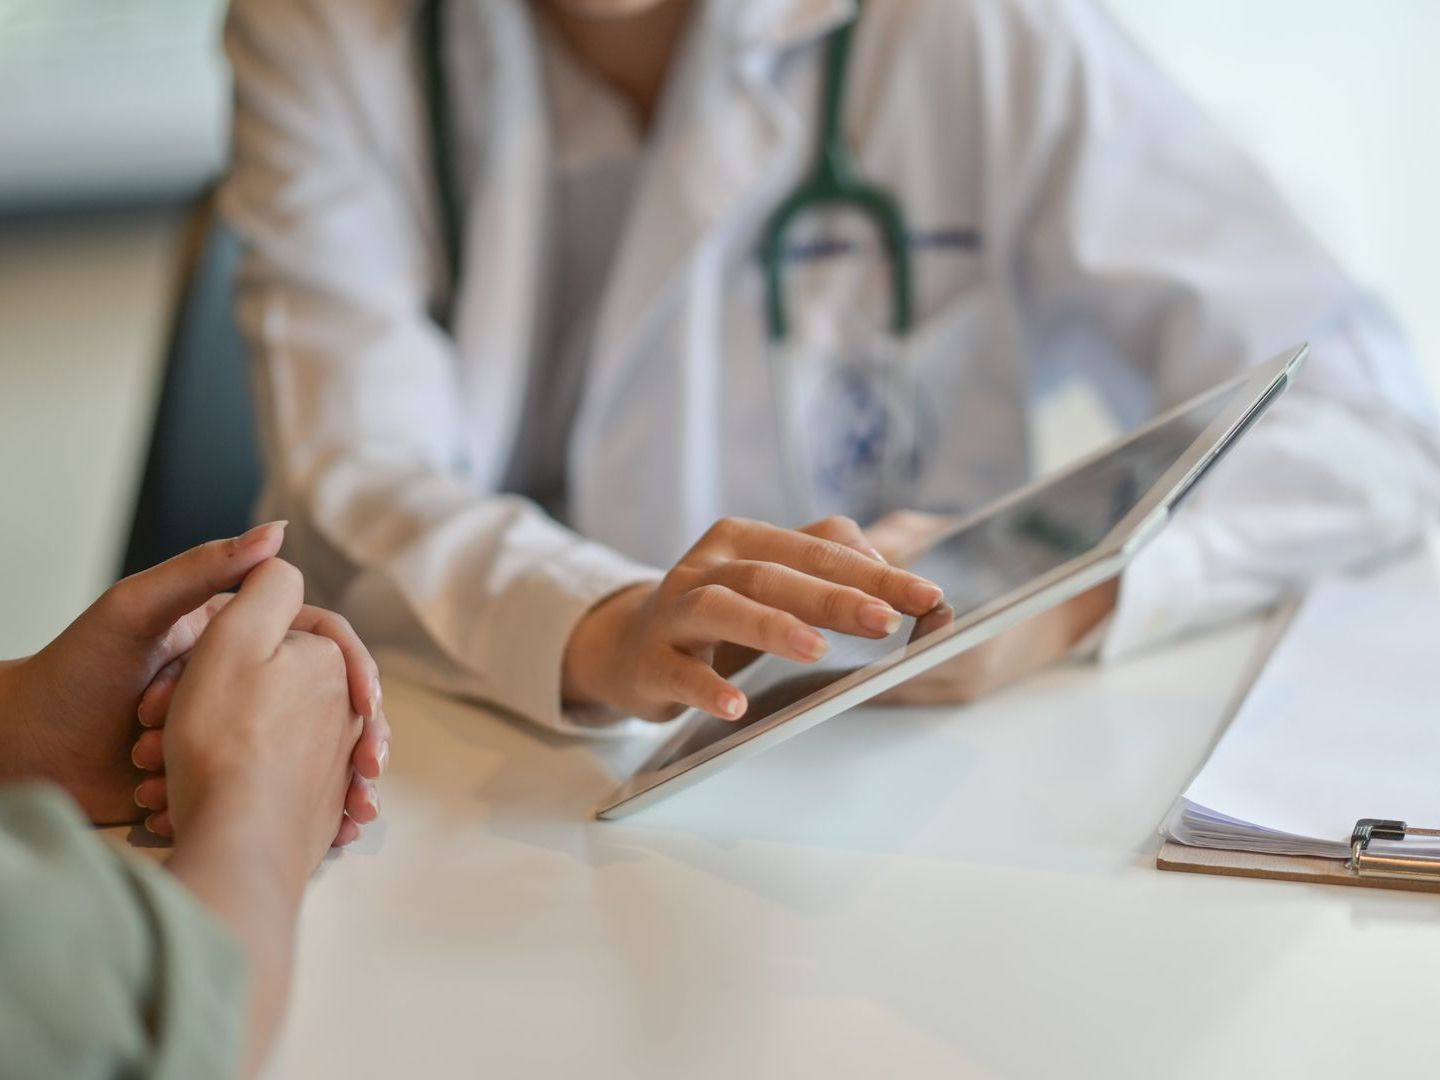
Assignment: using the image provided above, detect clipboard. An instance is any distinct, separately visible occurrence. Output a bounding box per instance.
[1154,579,1440,896]
[1158,819,1440,895]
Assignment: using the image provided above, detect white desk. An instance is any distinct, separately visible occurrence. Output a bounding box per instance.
[273,555,1440,1080]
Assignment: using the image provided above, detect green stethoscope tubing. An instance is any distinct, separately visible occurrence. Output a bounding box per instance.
[759,1,914,341]
[419,0,914,343]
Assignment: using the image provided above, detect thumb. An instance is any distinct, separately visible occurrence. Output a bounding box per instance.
[103,522,288,639]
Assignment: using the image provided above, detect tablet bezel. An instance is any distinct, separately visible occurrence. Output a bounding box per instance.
[595,345,1308,820]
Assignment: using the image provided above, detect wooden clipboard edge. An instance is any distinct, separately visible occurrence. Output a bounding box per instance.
[1156,840,1440,895]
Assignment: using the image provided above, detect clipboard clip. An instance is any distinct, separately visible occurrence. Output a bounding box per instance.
[1350,818,1440,883]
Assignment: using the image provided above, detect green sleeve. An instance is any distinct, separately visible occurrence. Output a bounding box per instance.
[0,783,246,1080]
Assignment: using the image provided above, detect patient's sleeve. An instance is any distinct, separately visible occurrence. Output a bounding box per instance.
[0,783,245,1080]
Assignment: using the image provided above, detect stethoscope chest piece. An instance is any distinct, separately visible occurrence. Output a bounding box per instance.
[770,328,931,524]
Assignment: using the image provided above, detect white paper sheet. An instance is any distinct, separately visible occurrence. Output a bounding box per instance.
[1169,579,1440,857]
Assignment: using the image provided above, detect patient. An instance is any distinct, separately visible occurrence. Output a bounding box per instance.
[0,523,390,1077]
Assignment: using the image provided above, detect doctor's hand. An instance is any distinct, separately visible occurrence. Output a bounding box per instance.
[874,579,1118,705]
[562,516,944,723]
[864,511,1119,706]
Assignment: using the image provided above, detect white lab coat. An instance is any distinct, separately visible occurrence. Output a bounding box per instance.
[222,0,1440,732]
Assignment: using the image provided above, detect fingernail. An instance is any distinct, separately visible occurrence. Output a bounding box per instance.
[859,602,903,634]
[235,520,288,550]
[144,814,160,836]
[788,627,829,661]
[367,784,380,815]
[130,743,145,770]
[367,677,382,721]
[377,740,390,774]
[718,692,747,720]
[133,784,150,810]
[907,581,944,611]
[869,547,888,564]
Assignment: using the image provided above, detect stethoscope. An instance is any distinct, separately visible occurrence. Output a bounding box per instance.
[419,0,922,520]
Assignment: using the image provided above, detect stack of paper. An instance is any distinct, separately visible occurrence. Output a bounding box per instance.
[1163,578,1440,859]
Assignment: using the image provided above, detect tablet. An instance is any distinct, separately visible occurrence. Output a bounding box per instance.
[595,345,1307,820]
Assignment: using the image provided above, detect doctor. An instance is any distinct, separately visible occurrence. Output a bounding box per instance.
[222,0,1440,731]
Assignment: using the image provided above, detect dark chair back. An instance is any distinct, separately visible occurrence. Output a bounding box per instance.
[121,210,261,576]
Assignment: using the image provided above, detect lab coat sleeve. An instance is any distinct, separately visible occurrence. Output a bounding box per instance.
[221,0,660,732]
[0,784,245,1080]
[1004,0,1440,655]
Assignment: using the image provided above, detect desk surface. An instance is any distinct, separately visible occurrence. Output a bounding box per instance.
[270,555,1440,1080]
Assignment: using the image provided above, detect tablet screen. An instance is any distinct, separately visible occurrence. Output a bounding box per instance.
[643,377,1244,773]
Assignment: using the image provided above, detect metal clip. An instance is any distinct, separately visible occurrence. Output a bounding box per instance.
[1350,818,1440,882]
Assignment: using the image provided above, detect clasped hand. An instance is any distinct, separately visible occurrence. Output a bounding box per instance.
[0,523,390,847]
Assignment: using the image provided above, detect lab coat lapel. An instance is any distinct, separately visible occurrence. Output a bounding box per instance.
[447,0,551,491]
[349,0,551,493]
[340,2,442,270]
[572,0,855,556]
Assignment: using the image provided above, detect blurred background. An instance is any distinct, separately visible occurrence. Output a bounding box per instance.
[1,0,1437,656]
